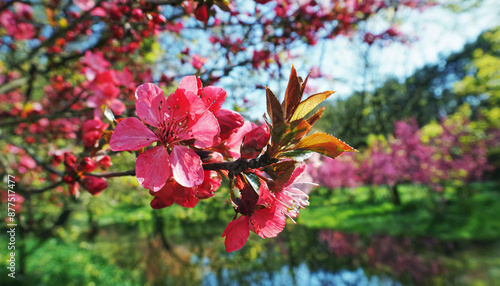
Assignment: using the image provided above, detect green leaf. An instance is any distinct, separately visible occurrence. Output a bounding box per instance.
[269,119,311,157]
[279,149,313,162]
[103,105,115,122]
[243,173,261,195]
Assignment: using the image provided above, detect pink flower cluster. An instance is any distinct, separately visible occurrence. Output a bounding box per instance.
[109,76,314,252]
[308,118,495,191]
[60,153,111,196]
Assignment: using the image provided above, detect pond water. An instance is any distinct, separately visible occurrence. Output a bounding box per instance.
[137,224,500,285]
[202,263,400,286]
[4,204,499,285]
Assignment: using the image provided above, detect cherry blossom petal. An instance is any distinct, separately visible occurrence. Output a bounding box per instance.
[154,182,176,207]
[109,98,126,116]
[81,176,107,195]
[222,216,250,252]
[135,83,165,127]
[225,121,254,159]
[86,95,99,108]
[136,146,171,192]
[189,110,220,148]
[241,123,270,158]
[174,187,199,208]
[90,7,106,17]
[151,197,168,209]
[74,0,95,11]
[109,118,159,151]
[251,204,287,239]
[165,89,191,122]
[196,171,221,199]
[215,109,245,140]
[283,164,307,188]
[178,75,201,95]
[170,145,203,188]
[201,86,226,113]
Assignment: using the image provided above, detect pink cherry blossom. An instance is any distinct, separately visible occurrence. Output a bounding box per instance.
[150,170,221,208]
[109,78,220,191]
[222,181,287,252]
[240,122,270,159]
[74,0,95,11]
[82,117,109,148]
[191,54,207,69]
[276,164,314,219]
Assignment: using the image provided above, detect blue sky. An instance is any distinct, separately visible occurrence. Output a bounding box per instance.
[289,0,500,100]
[156,0,500,119]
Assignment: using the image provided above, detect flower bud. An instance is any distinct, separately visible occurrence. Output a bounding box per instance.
[241,123,270,159]
[81,176,107,195]
[79,157,96,173]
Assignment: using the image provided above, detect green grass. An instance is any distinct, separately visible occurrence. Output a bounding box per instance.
[298,182,500,240]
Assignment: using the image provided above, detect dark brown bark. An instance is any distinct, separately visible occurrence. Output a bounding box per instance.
[390,184,402,205]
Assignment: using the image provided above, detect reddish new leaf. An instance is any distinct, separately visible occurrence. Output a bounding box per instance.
[287,119,311,145]
[294,132,357,159]
[262,160,297,189]
[305,106,325,126]
[299,72,310,99]
[266,87,283,125]
[284,65,302,122]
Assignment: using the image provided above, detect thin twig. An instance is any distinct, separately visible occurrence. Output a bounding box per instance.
[24,180,64,194]
[89,169,136,178]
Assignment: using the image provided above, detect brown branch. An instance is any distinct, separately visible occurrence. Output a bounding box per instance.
[203,153,278,177]
[88,153,278,179]
[24,180,64,194]
[23,148,64,177]
[0,107,91,127]
[89,169,136,178]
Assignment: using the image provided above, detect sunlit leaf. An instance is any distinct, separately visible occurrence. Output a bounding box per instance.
[284,119,311,145]
[305,106,325,126]
[294,132,357,159]
[290,91,334,121]
[269,119,311,157]
[45,8,55,27]
[299,72,310,99]
[103,106,116,122]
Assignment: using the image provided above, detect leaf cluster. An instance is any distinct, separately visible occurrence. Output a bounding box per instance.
[262,66,356,185]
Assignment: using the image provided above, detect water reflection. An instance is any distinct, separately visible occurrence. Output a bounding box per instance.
[179,225,446,285]
[202,263,400,286]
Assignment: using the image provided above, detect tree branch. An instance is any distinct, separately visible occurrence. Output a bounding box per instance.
[24,180,64,194]
[88,153,278,179]
[89,170,136,178]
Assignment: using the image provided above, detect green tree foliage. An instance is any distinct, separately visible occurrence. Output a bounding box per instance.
[316,26,500,148]
[454,26,500,128]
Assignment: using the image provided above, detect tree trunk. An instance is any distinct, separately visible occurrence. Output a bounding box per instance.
[369,186,375,203]
[390,184,402,205]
